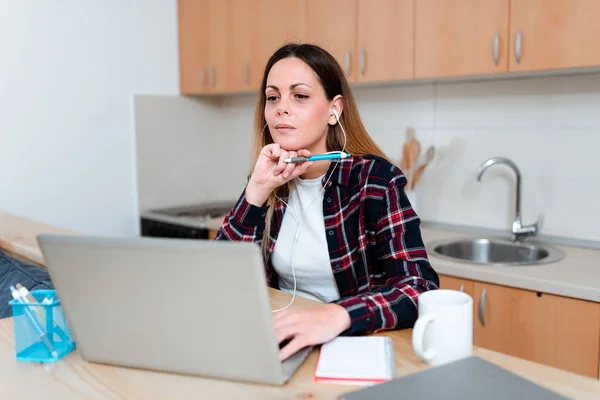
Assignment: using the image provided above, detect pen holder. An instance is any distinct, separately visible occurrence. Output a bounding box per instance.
[9,290,75,363]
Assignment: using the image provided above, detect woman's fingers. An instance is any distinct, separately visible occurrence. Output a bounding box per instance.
[281,151,297,179]
[272,149,290,176]
[279,336,307,361]
[296,149,312,159]
[296,161,314,177]
[274,321,299,346]
[263,143,281,161]
[288,161,313,180]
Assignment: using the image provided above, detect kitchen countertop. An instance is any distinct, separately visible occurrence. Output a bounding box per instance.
[421,225,600,303]
[0,211,74,266]
[2,210,600,304]
[205,214,600,304]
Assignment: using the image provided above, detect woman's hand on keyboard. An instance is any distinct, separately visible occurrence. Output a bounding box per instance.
[273,303,351,361]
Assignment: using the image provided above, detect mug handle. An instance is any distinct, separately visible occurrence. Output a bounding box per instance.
[412,313,436,362]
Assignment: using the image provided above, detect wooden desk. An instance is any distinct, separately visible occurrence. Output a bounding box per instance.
[0,288,599,399]
[0,211,73,266]
[1,210,600,399]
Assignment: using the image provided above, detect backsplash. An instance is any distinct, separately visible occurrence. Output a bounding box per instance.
[135,73,600,242]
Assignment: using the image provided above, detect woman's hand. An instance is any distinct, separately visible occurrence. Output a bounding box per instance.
[245,144,313,206]
[274,303,351,361]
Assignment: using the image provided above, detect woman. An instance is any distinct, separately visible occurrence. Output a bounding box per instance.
[215,43,439,361]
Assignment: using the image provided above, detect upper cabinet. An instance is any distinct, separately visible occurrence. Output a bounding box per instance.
[306,0,356,81]
[178,0,209,94]
[509,0,600,72]
[356,0,414,82]
[226,0,305,92]
[415,0,510,78]
[178,0,228,94]
[178,0,600,95]
[248,0,306,90]
[306,0,414,83]
[179,0,304,94]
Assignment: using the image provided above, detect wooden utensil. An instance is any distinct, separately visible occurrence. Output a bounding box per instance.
[401,127,416,172]
[406,136,421,189]
[410,146,435,190]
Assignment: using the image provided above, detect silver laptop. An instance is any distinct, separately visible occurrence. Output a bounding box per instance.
[36,233,312,385]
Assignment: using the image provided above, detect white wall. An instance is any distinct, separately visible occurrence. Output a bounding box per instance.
[135,95,242,211]
[211,73,600,242]
[0,0,179,235]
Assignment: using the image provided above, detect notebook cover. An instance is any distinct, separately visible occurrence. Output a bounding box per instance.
[314,336,396,386]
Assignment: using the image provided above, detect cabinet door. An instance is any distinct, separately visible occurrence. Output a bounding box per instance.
[474,281,600,378]
[206,0,228,93]
[225,0,251,92]
[178,0,210,94]
[178,0,228,94]
[509,0,600,72]
[415,0,509,78]
[306,0,356,82]
[438,274,474,297]
[356,0,413,82]
[248,0,306,89]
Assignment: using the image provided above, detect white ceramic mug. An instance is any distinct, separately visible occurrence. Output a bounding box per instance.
[412,289,473,366]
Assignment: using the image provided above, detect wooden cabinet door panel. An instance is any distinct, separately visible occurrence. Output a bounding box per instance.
[415,0,510,78]
[306,0,356,81]
[249,0,306,89]
[357,0,413,82]
[178,0,210,94]
[510,0,600,72]
[474,281,600,378]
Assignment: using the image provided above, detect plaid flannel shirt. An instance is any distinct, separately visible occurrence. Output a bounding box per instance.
[215,155,439,335]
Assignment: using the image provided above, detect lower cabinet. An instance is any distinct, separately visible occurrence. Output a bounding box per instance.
[438,274,600,379]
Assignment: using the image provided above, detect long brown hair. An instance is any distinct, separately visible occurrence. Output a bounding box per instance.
[251,43,389,255]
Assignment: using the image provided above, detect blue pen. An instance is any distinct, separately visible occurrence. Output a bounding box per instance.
[9,285,58,358]
[284,152,352,163]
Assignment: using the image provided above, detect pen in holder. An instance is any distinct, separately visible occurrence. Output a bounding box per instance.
[9,289,75,362]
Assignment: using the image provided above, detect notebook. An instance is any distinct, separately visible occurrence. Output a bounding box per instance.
[339,356,568,400]
[314,336,396,386]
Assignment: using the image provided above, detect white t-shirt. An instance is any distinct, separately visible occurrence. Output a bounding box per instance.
[271,175,341,303]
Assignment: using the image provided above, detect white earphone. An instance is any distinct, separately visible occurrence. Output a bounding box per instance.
[271,104,348,313]
[333,108,339,119]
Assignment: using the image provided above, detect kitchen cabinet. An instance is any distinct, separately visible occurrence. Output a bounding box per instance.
[474,281,600,379]
[226,0,253,92]
[247,0,306,90]
[180,0,600,94]
[179,0,304,94]
[178,0,227,94]
[438,274,475,297]
[356,0,413,82]
[414,0,510,78]
[305,0,356,81]
[306,0,413,83]
[509,0,600,72]
[178,0,209,94]
[438,274,600,378]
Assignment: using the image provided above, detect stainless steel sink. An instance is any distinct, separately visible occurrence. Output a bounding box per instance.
[428,238,565,266]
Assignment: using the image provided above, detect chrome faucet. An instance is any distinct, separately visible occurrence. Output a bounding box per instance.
[476,157,542,242]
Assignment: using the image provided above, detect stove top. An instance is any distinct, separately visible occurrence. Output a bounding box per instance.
[141,201,235,229]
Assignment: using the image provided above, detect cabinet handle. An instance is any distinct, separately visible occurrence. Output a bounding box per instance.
[515,29,522,64]
[359,48,365,76]
[344,50,351,75]
[459,284,464,292]
[244,63,250,85]
[492,31,499,66]
[479,288,487,327]
[209,67,215,88]
[199,67,206,87]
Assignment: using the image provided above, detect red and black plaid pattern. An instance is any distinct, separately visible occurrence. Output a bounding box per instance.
[216,155,439,335]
